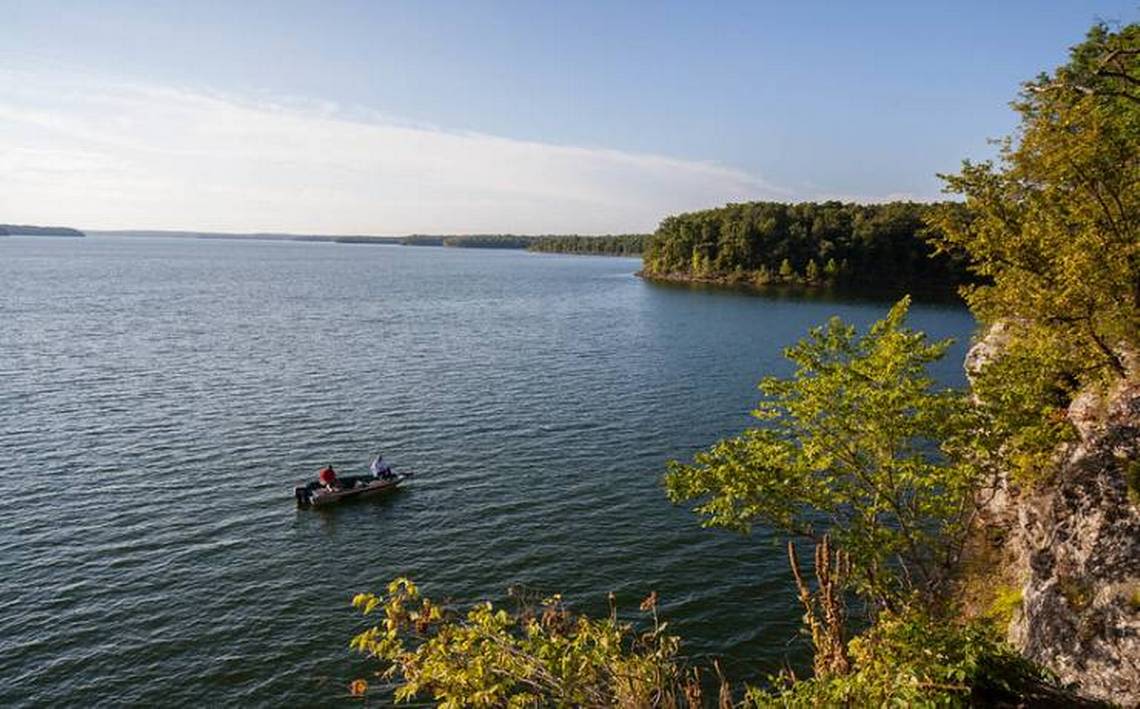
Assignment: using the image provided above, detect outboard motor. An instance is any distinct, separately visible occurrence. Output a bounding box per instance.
[294,485,310,507]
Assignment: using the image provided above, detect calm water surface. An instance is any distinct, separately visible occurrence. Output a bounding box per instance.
[0,236,974,706]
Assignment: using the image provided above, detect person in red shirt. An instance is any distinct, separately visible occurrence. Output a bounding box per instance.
[318,465,339,491]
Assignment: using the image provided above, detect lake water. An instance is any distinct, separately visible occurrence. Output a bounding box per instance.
[0,236,975,706]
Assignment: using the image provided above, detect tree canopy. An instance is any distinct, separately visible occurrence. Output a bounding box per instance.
[665,298,978,608]
[527,234,647,256]
[930,22,1140,482]
[932,22,1139,384]
[641,201,970,291]
[397,233,647,254]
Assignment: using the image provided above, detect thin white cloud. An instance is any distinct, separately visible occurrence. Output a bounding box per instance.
[0,70,787,233]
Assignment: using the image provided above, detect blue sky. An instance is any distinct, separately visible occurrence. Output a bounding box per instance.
[1,1,1135,233]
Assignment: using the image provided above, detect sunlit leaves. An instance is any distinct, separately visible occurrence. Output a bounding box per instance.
[750,609,1052,707]
[929,23,1140,484]
[349,581,687,707]
[666,298,976,606]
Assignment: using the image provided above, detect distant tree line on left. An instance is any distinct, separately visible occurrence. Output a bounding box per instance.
[0,224,85,237]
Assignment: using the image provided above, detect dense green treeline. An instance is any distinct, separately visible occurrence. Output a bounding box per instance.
[642,201,970,290]
[526,234,647,256]
[400,234,535,248]
[444,234,535,248]
[398,233,646,254]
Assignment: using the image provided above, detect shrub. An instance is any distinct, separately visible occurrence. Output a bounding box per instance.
[349,578,723,708]
[665,298,979,608]
[749,610,1053,708]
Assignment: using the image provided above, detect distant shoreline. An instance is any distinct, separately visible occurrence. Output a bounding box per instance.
[637,270,963,303]
[1,224,85,237]
[85,229,645,256]
[88,230,401,244]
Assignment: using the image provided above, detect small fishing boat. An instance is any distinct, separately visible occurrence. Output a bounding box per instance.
[294,472,411,508]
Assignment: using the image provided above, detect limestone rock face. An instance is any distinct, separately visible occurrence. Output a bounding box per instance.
[967,328,1140,705]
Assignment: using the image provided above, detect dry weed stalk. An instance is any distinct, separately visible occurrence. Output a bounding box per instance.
[787,534,851,677]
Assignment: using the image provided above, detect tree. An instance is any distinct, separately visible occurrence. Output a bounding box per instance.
[824,257,840,281]
[932,23,1140,384]
[778,257,796,281]
[805,258,821,283]
[665,298,978,607]
[930,22,1140,483]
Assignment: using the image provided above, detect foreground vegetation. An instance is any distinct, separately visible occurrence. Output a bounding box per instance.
[348,22,1138,706]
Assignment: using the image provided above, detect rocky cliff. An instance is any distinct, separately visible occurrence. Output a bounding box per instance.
[968,329,1140,706]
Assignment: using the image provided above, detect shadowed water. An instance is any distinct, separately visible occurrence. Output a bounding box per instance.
[0,236,974,706]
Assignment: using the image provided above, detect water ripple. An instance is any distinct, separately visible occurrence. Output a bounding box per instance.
[0,237,974,706]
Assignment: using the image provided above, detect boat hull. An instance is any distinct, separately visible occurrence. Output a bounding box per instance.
[294,474,406,508]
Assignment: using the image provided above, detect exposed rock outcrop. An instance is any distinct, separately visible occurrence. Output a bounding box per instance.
[967,328,1140,706]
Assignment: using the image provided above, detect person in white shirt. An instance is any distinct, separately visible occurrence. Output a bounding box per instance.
[370,454,393,479]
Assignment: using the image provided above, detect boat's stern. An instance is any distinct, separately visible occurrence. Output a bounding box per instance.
[294,485,312,507]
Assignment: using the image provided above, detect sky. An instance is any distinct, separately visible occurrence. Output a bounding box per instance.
[1,0,1136,234]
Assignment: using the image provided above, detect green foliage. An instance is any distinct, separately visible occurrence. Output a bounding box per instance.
[1125,459,1140,507]
[967,332,1079,483]
[444,234,537,248]
[931,24,1140,472]
[528,234,648,256]
[641,200,969,290]
[665,298,977,606]
[350,578,695,708]
[692,249,709,276]
[396,233,648,254]
[749,610,1054,707]
[984,585,1024,629]
[804,258,820,283]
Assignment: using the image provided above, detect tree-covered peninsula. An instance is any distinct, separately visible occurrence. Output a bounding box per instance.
[641,200,970,292]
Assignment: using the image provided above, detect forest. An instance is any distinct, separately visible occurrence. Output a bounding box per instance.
[526,234,647,256]
[398,233,647,254]
[641,201,970,291]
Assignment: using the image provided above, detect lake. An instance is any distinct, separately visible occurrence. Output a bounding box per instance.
[0,236,975,706]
